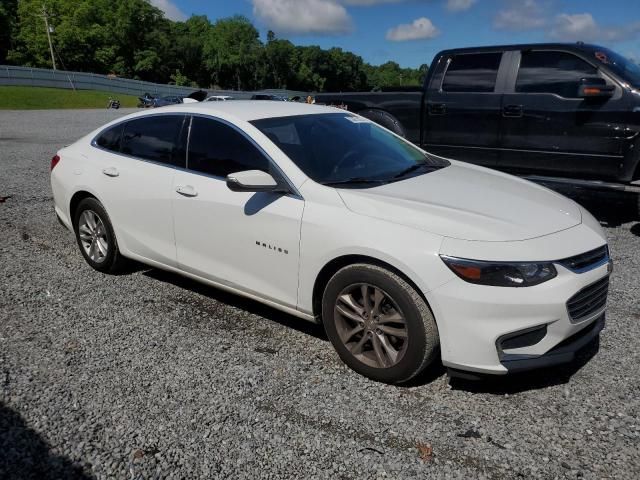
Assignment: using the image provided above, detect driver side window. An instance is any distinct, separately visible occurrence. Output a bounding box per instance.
[187,116,270,178]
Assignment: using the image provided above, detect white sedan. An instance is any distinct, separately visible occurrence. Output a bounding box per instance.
[50,102,611,383]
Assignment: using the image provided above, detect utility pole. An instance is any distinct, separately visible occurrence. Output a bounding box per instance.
[41,4,57,70]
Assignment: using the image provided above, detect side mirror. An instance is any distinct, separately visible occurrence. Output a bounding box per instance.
[226,170,287,193]
[578,77,614,98]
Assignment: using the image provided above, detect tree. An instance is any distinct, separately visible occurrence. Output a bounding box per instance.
[263,31,296,89]
[203,15,262,90]
[172,15,213,87]
[5,4,425,92]
[0,0,18,63]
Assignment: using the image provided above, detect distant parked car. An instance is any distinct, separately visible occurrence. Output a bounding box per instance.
[185,90,209,103]
[153,96,182,108]
[251,94,288,101]
[204,95,235,102]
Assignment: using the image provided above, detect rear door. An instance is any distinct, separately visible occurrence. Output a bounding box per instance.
[423,51,506,167]
[498,49,627,180]
[92,114,187,266]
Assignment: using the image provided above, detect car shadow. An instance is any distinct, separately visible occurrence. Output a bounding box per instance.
[447,337,600,394]
[142,269,328,341]
[0,402,90,480]
[243,191,283,216]
[141,268,603,393]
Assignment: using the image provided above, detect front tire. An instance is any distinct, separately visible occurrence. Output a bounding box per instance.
[322,264,439,384]
[73,198,127,274]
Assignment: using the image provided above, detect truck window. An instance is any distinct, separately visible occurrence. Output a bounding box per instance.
[515,51,598,98]
[441,53,502,93]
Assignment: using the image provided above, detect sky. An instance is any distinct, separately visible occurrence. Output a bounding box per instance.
[150,0,640,68]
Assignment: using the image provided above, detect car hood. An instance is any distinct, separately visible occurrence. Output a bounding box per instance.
[336,162,582,242]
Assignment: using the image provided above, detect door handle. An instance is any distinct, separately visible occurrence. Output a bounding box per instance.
[428,103,446,115]
[503,104,524,118]
[102,167,119,177]
[175,185,198,197]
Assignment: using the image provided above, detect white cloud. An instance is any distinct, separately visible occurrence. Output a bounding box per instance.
[550,13,640,42]
[252,0,352,35]
[445,0,477,12]
[342,0,406,4]
[386,17,440,41]
[493,0,547,31]
[150,0,187,21]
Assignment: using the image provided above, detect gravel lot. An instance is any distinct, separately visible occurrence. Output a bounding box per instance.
[1,109,639,479]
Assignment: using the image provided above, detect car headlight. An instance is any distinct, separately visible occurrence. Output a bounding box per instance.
[440,256,557,287]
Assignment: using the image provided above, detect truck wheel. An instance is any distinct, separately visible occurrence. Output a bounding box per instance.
[358,109,406,137]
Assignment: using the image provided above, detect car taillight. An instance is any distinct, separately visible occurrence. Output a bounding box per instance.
[50,154,60,171]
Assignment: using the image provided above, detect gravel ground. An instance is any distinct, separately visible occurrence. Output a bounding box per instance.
[1,109,639,480]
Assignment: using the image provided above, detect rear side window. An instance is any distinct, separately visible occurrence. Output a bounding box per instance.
[187,117,269,178]
[442,53,502,93]
[516,51,598,98]
[95,124,123,152]
[121,115,186,167]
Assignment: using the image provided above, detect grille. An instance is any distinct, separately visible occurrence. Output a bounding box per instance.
[558,245,608,273]
[567,276,609,322]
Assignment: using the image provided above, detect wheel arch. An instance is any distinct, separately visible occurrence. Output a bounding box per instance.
[69,190,99,224]
[633,157,640,181]
[311,254,432,321]
[356,109,406,137]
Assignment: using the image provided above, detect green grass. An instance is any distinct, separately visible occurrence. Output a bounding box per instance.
[0,86,139,109]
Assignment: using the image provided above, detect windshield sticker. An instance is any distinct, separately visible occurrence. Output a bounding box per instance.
[595,51,610,64]
[345,116,371,124]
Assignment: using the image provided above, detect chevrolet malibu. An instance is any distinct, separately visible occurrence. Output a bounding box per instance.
[50,102,611,384]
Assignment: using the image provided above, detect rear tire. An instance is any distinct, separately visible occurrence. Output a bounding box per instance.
[322,263,439,384]
[73,198,127,274]
[358,109,406,137]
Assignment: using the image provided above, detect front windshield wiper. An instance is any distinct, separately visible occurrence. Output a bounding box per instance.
[322,177,388,186]
[392,162,441,179]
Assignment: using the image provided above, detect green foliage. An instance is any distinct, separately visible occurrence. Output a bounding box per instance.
[4,3,427,92]
[0,0,18,63]
[0,86,138,109]
[170,69,195,87]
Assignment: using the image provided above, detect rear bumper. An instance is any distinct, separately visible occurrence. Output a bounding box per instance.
[500,314,604,373]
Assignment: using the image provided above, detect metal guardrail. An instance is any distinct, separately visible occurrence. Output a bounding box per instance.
[0,65,305,99]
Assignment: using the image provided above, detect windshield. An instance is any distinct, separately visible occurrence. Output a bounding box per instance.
[591,47,640,88]
[251,113,449,187]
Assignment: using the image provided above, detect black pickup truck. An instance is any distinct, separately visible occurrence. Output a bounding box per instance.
[316,43,640,213]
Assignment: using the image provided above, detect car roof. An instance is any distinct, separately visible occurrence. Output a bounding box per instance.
[436,42,605,56]
[152,100,343,122]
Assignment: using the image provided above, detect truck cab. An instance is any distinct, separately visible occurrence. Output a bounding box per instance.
[316,43,640,201]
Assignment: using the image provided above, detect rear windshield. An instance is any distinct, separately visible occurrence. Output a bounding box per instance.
[251,113,448,187]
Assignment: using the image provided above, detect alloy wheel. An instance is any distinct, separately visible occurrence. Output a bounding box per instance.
[78,210,109,263]
[334,283,408,369]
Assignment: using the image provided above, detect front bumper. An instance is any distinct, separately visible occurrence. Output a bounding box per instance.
[500,313,604,373]
[427,241,610,375]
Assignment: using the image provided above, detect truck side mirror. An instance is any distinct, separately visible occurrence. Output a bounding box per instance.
[578,77,614,99]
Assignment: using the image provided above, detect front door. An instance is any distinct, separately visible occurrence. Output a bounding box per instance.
[423,51,505,167]
[498,50,628,180]
[172,116,304,309]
